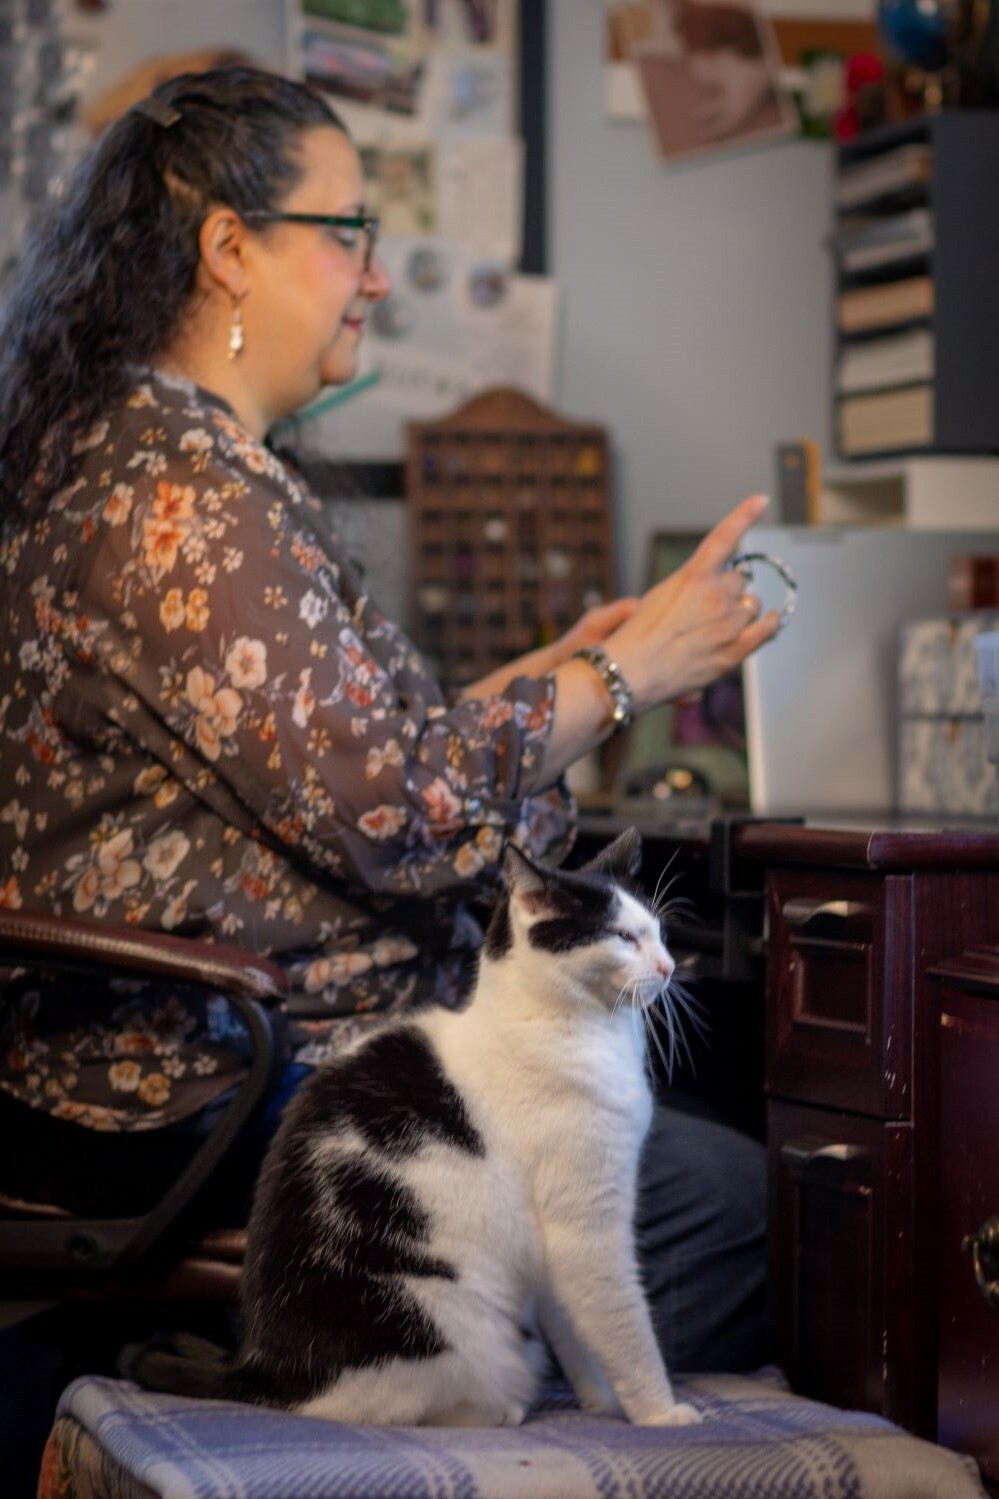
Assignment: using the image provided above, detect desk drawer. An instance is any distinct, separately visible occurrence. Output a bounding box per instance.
[766,869,912,1118]
[769,1098,922,1431]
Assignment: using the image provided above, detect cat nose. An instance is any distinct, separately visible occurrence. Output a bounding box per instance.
[656,958,674,979]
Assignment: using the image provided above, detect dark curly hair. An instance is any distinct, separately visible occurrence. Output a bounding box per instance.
[0,66,346,514]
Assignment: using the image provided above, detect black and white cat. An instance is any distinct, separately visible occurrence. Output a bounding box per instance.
[135,828,700,1429]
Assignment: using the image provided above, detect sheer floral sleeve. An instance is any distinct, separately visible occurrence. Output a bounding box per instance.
[72,377,574,901]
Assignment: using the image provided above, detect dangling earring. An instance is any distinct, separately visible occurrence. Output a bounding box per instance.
[228,301,244,360]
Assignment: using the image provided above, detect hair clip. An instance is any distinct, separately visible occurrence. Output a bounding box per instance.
[133,97,182,129]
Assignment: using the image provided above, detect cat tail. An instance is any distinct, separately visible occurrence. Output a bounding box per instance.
[122,1332,247,1402]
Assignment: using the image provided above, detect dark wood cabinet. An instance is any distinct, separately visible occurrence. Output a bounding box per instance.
[736,820,999,1485]
[930,950,999,1492]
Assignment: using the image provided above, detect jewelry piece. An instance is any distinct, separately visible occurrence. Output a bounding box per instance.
[573,645,635,729]
[228,302,244,360]
[729,550,797,627]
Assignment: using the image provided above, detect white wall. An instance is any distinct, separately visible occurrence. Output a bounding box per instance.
[80,0,288,100]
[549,0,836,592]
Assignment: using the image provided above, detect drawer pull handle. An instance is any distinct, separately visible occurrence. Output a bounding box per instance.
[781,898,872,936]
[962,1216,999,1313]
[780,1136,867,1167]
[780,1135,872,1187]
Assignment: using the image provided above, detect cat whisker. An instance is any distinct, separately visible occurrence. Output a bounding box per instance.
[648,850,680,916]
[645,978,702,1078]
[643,999,676,1080]
[612,978,637,1015]
[627,988,644,1050]
[656,894,698,924]
[650,867,684,917]
[651,1004,691,1079]
[667,978,710,1043]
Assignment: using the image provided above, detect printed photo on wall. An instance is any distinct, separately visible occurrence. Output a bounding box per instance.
[610,0,795,163]
[299,1,427,116]
[359,143,438,236]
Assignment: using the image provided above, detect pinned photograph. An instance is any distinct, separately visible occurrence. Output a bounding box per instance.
[359,143,438,236]
[612,0,795,163]
[407,247,449,292]
[300,2,427,117]
[423,0,516,52]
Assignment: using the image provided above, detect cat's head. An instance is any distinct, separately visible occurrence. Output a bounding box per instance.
[483,828,675,1014]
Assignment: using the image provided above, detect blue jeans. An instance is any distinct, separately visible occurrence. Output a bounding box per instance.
[635,1103,771,1374]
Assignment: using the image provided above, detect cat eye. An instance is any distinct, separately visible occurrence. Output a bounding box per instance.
[615,930,640,946]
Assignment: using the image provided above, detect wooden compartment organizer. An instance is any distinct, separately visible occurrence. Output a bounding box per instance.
[406,389,615,692]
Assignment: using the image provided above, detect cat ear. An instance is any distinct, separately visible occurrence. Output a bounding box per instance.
[580,826,642,880]
[502,842,547,896]
[502,843,556,916]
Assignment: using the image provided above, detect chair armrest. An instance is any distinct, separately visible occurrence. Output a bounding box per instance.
[0,908,287,1003]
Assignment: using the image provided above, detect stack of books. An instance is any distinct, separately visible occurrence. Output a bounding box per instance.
[835,141,932,211]
[834,139,935,458]
[837,274,934,334]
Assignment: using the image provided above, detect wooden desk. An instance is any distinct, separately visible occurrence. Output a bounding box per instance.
[577,812,999,1486]
[734,818,999,1491]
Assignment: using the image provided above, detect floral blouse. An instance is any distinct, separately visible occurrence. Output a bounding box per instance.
[0,368,573,1130]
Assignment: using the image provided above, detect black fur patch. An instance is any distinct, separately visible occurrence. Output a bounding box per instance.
[483,895,512,958]
[528,915,616,953]
[526,869,620,954]
[236,1255,451,1407]
[300,1027,485,1158]
[328,1156,457,1280]
[227,1027,483,1406]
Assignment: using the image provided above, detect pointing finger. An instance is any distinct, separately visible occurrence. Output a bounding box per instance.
[689,494,769,574]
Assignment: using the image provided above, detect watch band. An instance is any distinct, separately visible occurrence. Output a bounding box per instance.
[572,645,635,729]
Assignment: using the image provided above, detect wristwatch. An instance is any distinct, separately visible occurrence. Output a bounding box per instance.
[572,645,635,729]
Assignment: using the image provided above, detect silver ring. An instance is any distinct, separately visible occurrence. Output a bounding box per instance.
[728,550,797,627]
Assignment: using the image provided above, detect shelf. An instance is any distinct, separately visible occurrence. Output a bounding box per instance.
[817,456,999,528]
[831,113,999,463]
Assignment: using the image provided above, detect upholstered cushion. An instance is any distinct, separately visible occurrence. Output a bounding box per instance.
[38,1370,986,1499]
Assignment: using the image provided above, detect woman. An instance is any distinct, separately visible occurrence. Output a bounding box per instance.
[0,69,778,1371]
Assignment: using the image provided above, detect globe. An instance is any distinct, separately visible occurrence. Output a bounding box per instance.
[879,0,999,103]
[879,0,952,72]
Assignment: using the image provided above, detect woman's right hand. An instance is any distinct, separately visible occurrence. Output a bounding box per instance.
[605,493,781,713]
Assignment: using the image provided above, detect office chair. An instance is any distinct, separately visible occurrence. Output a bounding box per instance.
[0,907,287,1298]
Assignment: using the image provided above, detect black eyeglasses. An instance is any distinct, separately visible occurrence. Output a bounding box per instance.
[242,212,380,272]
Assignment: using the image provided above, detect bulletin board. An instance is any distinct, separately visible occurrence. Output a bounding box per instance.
[280,0,551,465]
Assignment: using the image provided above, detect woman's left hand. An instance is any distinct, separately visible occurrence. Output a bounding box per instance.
[546,597,639,670]
[460,597,638,701]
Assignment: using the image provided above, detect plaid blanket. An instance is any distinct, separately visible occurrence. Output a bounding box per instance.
[39,1370,985,1499]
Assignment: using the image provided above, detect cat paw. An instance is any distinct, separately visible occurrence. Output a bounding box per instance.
[500,1403,527,1427]
[638,1401,702,1427]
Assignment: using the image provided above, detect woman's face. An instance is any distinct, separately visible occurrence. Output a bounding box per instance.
[242,125,390,421]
